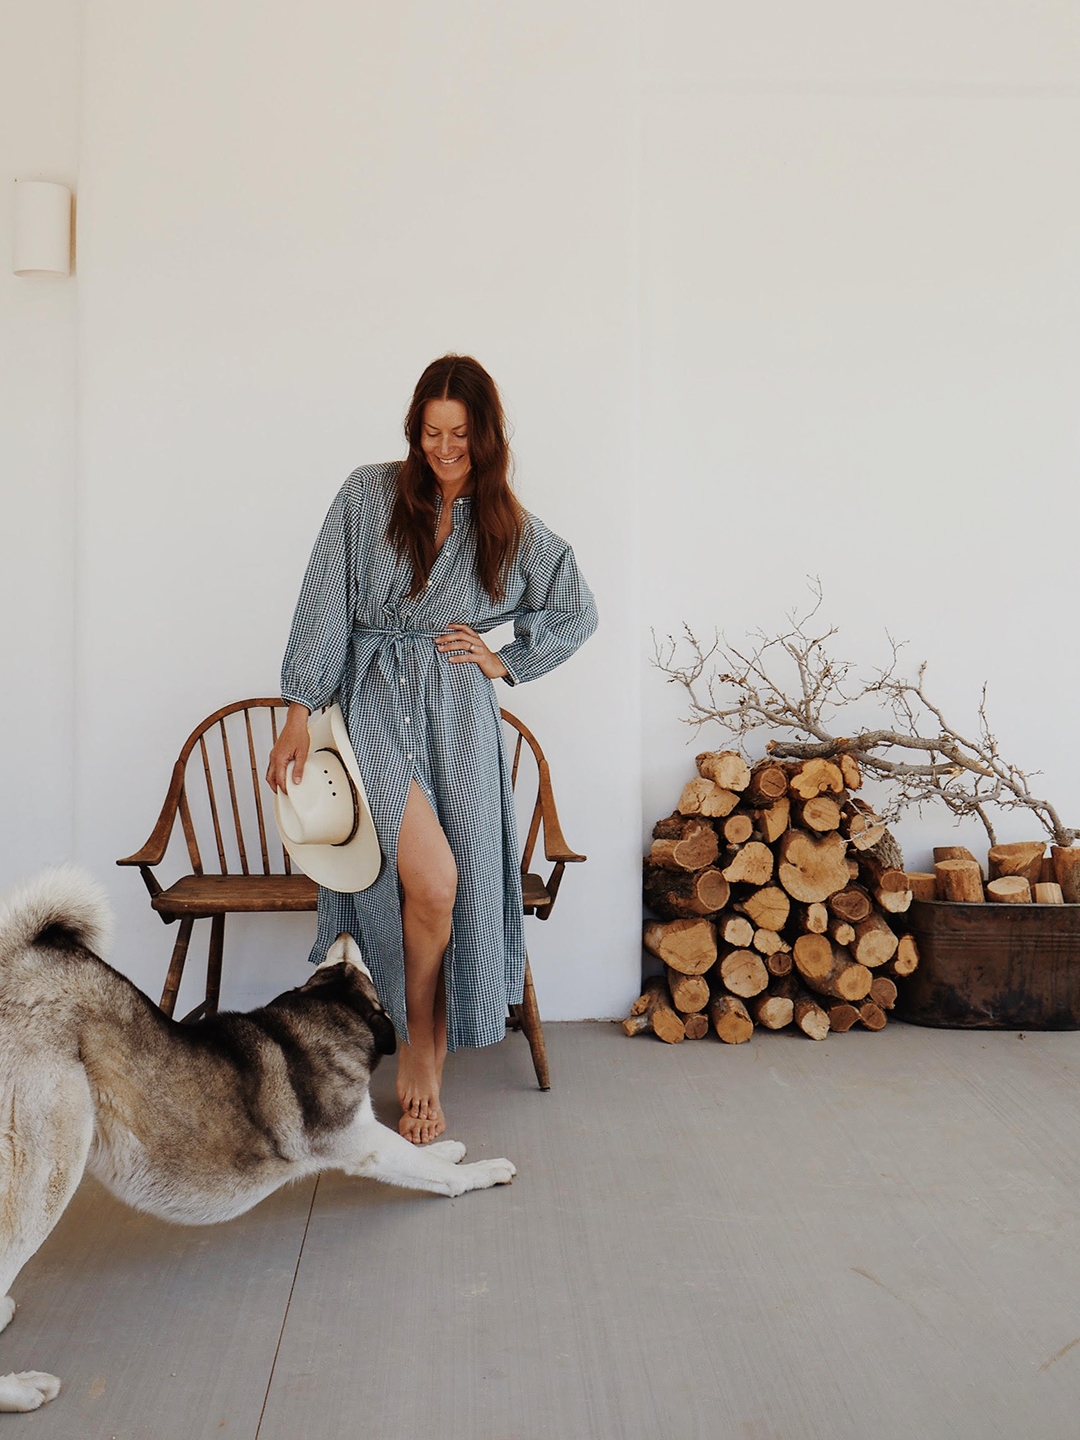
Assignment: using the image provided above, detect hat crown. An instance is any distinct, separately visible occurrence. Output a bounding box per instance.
[277,747,358,847]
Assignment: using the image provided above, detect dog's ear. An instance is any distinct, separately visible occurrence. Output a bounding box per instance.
[365,1004,398,1056]
[298,961,350,992]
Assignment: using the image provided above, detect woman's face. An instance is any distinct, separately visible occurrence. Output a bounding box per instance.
[420,398,471,487]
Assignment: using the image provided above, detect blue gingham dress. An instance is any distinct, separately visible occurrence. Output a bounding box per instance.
[280,462,598,1050]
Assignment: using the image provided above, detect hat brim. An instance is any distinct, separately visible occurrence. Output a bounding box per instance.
[273,705,382,893]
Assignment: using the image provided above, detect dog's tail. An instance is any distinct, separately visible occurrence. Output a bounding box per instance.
[0,864,113,966]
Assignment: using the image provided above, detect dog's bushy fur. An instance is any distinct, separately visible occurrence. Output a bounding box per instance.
[0,868,514,1413]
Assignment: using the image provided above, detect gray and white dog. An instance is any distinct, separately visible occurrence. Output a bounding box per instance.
[0,867,515,1413]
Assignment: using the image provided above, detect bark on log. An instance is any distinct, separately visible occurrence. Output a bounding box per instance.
[934,859,985,903]
[828,885,873,923]
[622,976,686,1043]
[666,966,710,1012]
[754,797,791,844]
[722,842,775,887]
[985,876,1032,904]
[721,813,755,846]
[987,842,1045,887]
[746,762,789,804]
[905,872,938,902]
[1034,882,1065,904]
[794,939,872,1001]
[718,948,770,998]
[858,1001,887,1031]
[851,913,899,968]
[677,777,740,819]
[681,1011,710,1040]
[717,914,755,948]
[749,994,794,1030]
[643,864,730,919]
[1039,856,1057,884]
[696,751,751,793]
[777,830,852,903]
[869,975,898,1010]
[793,796,842,833]
[649,818,720,873]
[737,885,791,931]
[709,993,754,1044]
[796,902,830,934]
[793,995,830,1040]
[933,845,979,865]
[642,918,718,974]
[788,759,845,800]
[1051,846,1080,903]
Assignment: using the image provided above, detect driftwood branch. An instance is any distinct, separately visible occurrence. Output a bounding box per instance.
[653,582,1078,848]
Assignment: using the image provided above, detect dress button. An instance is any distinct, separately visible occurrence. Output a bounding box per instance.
[404,716,410,725]
[407,753,413,762]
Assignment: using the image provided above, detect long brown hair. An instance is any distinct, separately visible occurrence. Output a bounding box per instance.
[388,355,525,602]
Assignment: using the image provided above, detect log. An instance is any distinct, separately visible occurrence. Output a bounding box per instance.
[851,913,898,968]
[818,998,860,1033]
[793,796,842,833]
[746,762,789,804]
[677,777,740,819]
[736,885,791,931]
[752,928,788,957]
[792,932,834,985]
[666,966,710,1012]
[754,797,791,844]
[622,976,686,1043]
[643,864,730,919]
[1051,846,1080,903]
[869,975,898,1010]
[697,750,751,792]
[933,845,979,865]
[934,859,985,903]
[796,902,830,934]
[709,993,754,1044]
[987,841,1045,887]
[793,995,830,1040]
[985,876,1032,904]
[643,918,717,974]
[681,1011,710,1040]
[1039,855,1057,884]
[765,949,793,977]
[905,872,938,902]
[721,813,755,846]
[858,1001,887,1031]
[837,753,862,791]
[788,759,845,800]
[828,919,856,947]
[777,830,852,903]
[828,885,873,923]
[749,993,794,1030]
[717,913,755,948]
[649,818,720,873]
[1034,882,1065,904]
[718,948,770,998]
[841,804,887,851]
[892,933,919,976]
[795,938,872,1001]
[722,842,774,887]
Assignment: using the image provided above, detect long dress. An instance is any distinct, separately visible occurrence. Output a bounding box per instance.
[279,461,598,1050]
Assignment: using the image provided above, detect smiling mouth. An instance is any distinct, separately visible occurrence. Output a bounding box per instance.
[437,456,464,465]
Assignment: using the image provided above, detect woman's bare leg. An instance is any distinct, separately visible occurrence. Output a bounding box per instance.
[396,781,456,1144]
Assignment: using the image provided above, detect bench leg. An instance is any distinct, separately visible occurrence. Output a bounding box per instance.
[205,914,225,1016]
[517,956,550,1091]
[160,917,194,1018]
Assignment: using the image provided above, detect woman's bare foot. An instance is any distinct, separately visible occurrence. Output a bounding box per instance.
[397,1041,447,1145]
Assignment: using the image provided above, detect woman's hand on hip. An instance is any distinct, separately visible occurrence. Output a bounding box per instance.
[436,624,509,680]
[266,703,311,793]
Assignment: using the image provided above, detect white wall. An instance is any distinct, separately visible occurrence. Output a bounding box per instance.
[2,0,1078,1020]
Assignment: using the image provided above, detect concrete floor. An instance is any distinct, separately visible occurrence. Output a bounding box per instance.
[6,1019,1080,1439]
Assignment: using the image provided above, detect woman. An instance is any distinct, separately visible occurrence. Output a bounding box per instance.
[267,356,597,1144]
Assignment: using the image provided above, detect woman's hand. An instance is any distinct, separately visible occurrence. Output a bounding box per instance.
[436,624,509,681]
[266,703,312,793]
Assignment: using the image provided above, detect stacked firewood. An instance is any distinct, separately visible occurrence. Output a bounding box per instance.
[626,751,920,1044]
[909,843,1080,905]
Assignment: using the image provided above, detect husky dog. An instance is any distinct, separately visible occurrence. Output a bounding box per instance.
[0,867,515,1413]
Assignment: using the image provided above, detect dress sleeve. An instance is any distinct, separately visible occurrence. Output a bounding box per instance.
[280,475,363,711]
[496,520,598,686]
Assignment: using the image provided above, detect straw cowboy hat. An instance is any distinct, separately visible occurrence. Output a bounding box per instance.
[273,704,381,892]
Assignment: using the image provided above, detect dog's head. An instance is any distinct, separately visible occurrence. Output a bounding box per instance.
[300,933,397,1056]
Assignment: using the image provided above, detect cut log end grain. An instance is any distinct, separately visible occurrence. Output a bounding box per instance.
[643,864,730,920]
[798,902,830,934]
[905,872,938,902]
[750,994,794,1030]
[765,949,794,977]
[754,797,791,845]
[837,753,862,791]
[719,948,770,998]
[1052,846,1080,903]
[722,813,755,846]
[737,885,791,932]
[677,777,739,819]
[709,993,754,1044]
[1034,882,1065,904]
[892,933,919,976]
[828,885,873,923]
[666,967,710,1013]
[852,913,898,968]
[793,996,830,1041]
[934,859,985,903]
[722,841,775,887]
[869,975,898,1010]
[778,830,852,903]
[697,750,751,793]
[858,1001,887,1031]
[746,762,789,804]
[643,918,718,975]
[986,875,1032,904]
[681,1011,710,1040]
[987,842,1046,887]
[794,796,843,833]
[842,806,887,850]
[793,932,834,983]
[788,759,845,800]
[649,818,720,874]
[829,920,856,948]
[819,999,860,1033]
[718,914,755,948]
[623,976,685,1044]
[752,928,788,957]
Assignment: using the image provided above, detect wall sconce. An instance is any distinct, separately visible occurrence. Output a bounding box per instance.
[12,179,73,276]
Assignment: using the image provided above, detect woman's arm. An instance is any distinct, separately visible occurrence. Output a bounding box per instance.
[495,521,598,686]
[266,701,312,793]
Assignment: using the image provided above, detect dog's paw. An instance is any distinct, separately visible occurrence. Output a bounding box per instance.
[426,1140,466,1164]
[0,1371,61,1412]
[447,1157,517,1195]
[0,1295,14,1334]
